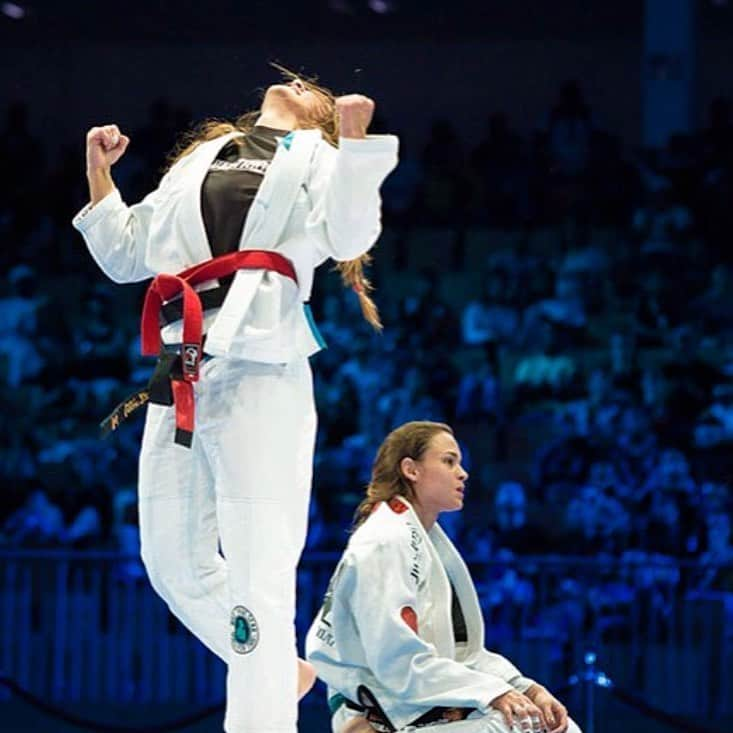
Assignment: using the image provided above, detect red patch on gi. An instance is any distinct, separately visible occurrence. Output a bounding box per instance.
[401,606,418,633]
[388,498,408,514]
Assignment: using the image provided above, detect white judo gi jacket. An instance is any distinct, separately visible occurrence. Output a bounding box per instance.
[72,129,399,363]
[306,496,536,731]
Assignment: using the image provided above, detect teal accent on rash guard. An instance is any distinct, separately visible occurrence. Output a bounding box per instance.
[304,303,327,349]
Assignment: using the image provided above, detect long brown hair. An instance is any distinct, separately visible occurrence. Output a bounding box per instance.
[166,64,381,329]
[353,421,454,528]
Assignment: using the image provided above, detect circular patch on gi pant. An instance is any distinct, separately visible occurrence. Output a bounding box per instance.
[230,606,259,654]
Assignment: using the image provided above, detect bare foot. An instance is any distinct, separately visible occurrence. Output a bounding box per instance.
[297,658,317,700]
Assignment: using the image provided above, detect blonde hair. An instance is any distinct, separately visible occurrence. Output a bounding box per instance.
[167,64,381,329]
[353,421,454,528]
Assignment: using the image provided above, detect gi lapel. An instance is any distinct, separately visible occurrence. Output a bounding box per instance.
[429,524,485,659]
[396,498,455,659]
[240,129,321,249]
[176,132,242,264]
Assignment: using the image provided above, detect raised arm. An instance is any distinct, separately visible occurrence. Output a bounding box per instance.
[305,95,399,262]
[73,124,161,284]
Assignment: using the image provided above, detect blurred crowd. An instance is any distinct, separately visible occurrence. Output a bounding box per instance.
[1,82,733,632]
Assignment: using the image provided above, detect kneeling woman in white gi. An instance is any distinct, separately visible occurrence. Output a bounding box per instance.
[306,421,581,733]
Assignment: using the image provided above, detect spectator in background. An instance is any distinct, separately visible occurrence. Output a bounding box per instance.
[547,81,592,179]
[699,97,733,258]
[380,136,423,268]
[699,512,733,592]
[421,119,469,265]
[456,352,501,421]
[615,406,659,482]
[545,81,593,246]
[587,130,640,228]
[522,270,587,353]
[488,480,551,555]
[126,98,180,199]
[564,484,630,555]
[60,487,103,549]
[638,449,703,556]
[470,113,527,226]
[2,489,64,547]
[702,97,733,167]
[0,101,46,240]
[608,331,642,399]
[633,269,679,347]
[112,488,145,580]
[661,326,724,445]
[421,118,468,226]
[693,393,733,485]
[690,265,733,335]
[631,178,693,256]
[378,366,446,430]
[513,315,577,403]
[397,269,457,354]
[381,136,422,226]
[587,460,633,502]
[462,270,521,369]
[642,449,696,497]
[558,246,610,316]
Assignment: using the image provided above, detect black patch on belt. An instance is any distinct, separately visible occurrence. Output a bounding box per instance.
[99,349,184,437]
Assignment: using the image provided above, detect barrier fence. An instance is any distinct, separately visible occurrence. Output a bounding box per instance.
[1,551,731,731]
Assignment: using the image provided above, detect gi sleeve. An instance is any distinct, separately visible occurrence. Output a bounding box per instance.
[71,175,172,284]
[305,135,399,262]
[348,540,514,712]
[468,649,536,693]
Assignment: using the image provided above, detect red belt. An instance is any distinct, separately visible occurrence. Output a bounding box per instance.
[140,250,297,447]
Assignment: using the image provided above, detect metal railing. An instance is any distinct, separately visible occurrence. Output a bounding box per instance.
[1,551,731,725]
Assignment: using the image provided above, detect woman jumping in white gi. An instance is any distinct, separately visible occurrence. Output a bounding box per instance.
[73,70,398,733]
[306,421,581,733]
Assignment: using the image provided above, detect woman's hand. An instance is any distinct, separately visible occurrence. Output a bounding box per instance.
[336,94,375,139]
[85,124,129,204]
[525,684,569,733]
[86,124,130,173]
[490,689,544,732]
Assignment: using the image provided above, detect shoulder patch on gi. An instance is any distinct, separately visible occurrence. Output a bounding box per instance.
[400,606,419,634]
[230,605,259,654]
[387,497,408,514]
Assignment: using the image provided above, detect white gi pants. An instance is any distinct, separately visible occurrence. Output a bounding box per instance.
[333,706,583,733]
[138,356,316,733]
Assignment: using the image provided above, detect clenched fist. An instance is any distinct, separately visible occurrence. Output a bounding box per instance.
[336,94,375,139]
[86,124,130,174]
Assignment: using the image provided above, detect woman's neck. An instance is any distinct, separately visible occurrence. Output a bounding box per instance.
[254,108,297,132]
[412,502,438,531]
